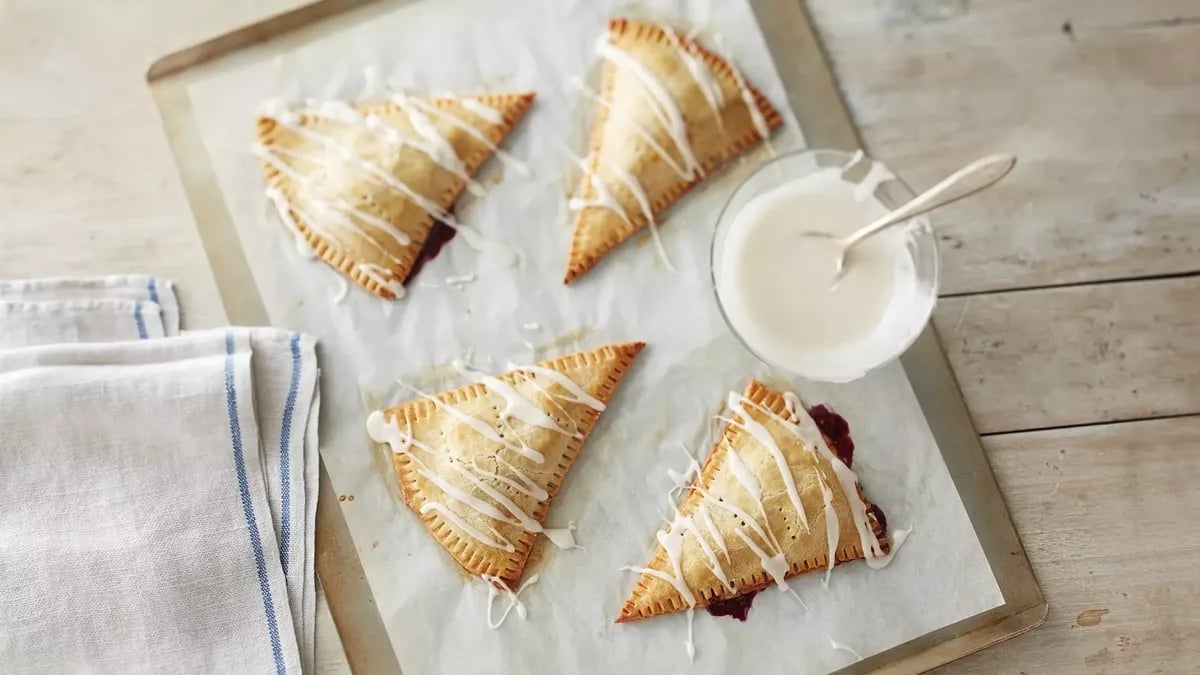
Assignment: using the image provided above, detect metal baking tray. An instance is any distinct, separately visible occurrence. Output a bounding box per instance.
[146,1,1046,671]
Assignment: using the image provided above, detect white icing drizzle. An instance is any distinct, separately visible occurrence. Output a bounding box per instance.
[452,360,575,436]
[570,78,695,182]
[781,392,887,560]
[445,272,477,287]
[455,96,506,125]
[366,357,604,556]
[568,161,629,226]
[482,573,540,629]
[391,92,530,177]
[264,188,317,259]
[355,262,406,299]
[420,501,515,552]
[865,524,912,570]
[663,26,725,131]
[272,114,457,221]
[827,634,864,662]
[332,276,349,304]
[522,322,541,331]
[727,392,811,530]
[818,473,839,587]
[542,521,582,550]
[452,223,520,267]
[257,95,520,278]
[506,362,607,411]
[712,33,774,153]
[561,142,678,272]
[419,391,546,463]
[470,455,548,501]
[316,197,413,246]
[594,35,703,179]
[684,608,696,662]
[667,443,700,499]
[606,161,677,272]
[256,143,408,266]
[370,103,486,196]
[696,502,729,561]
[368,411,584,556]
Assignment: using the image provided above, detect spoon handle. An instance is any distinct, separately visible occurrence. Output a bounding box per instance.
[842,153,1017,248]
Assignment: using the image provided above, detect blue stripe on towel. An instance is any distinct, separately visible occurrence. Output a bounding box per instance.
[278,332,302,574]
[133,301,148,340]
[223,332,287,675]
[147,278,160,305]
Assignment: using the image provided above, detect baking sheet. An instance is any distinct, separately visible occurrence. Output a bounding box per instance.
[182,0,1004,672]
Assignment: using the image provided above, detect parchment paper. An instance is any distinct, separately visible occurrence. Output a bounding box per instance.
[186,0,1004,672]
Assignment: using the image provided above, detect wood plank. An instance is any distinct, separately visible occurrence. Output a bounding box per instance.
[934,275,1200,434]
[806,0,1200,294]
[938,415,1200,673]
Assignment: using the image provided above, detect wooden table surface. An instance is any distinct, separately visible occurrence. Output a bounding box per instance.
[2,0,1196,672]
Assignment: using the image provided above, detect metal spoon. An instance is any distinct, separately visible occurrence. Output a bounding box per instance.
[806,153,1017,282]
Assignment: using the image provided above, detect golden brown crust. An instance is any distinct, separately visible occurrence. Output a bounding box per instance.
[381,342,645,588]
[564,18,783,283]
[255,92,534,299]
[616,379,887,622]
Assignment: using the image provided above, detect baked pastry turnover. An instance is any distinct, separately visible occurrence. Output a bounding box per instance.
[565,18,783,282]
[254,91,534,299]
[367,342,645,588]
[619,380,888,623]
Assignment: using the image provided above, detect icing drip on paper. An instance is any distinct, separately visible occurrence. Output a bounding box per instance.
[332,276,350,304]
[865,524,912,570]
[445,273,476,288]
[482,573,540,629]
[827,634,864,662]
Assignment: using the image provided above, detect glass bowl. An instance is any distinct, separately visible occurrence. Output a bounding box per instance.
[710,148,940,383]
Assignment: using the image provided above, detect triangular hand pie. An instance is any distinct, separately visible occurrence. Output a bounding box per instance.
[254,91,534,299]
[618,380,888,623]
[565,18,783,283]
[368,342,645,588]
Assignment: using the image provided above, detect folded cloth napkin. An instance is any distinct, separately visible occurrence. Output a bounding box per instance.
[0,331,298,673]
[229,328,320,674]
[0,279,318,674]
[0,298,166,346]
[0,275,180,336]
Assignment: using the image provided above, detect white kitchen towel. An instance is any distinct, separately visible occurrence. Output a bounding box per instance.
[0,275,180,335]
[230,328,320,674]
[0,298,165,347]
[0,329,310,674]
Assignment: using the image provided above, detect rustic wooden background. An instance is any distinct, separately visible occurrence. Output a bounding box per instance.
[1,0,1196,671]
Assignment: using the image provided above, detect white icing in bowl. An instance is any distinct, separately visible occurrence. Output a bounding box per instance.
[711,149,940,382]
